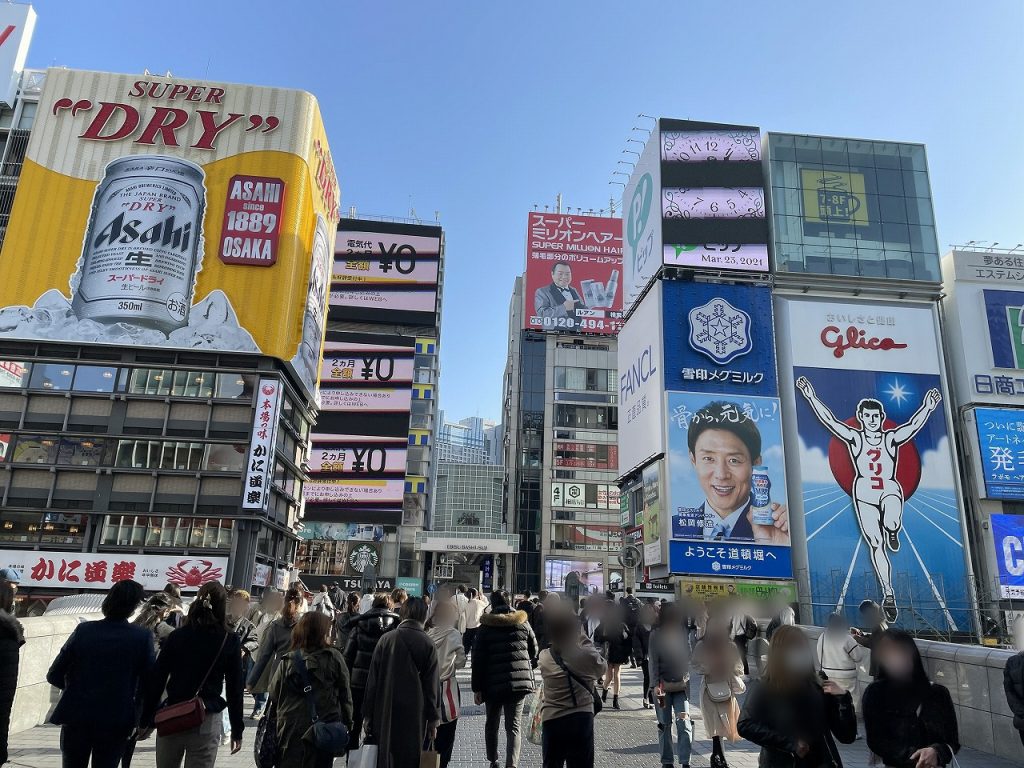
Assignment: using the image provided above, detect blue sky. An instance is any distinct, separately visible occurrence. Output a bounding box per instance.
[27,1,1024,421]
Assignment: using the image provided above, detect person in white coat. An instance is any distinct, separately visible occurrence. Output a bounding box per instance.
[815,613,867,696]
[463,588,488,654]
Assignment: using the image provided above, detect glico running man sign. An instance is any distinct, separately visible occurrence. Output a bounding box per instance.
[0,69,340,399]
[780,298,969,632]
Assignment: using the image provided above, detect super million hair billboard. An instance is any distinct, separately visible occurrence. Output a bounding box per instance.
[0,69,340,399]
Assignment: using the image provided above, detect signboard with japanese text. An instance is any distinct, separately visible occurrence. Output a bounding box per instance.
[663,281,778,396]
[941,251,1024,407]
[1,550,226,592]
[252,562,272,587]
[779,297,969,632]
[550,482,620,510]
[553,441,618,469]
[0,69,339,401]
[642,462,664,566]
[991,514,1024,598]
[330,221,442,327]
[624,136,662,310]
[304,478,406,506]
[974,408,1024,499]
[658,119,770,274]
[677,577,797,603]
[241,378,280,511]
[524,212,623,335]
[666,391,791,578]
[617,280,666,474]
[308,444,408,475]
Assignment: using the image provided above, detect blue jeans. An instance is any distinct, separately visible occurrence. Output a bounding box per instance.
[656,690,692,766]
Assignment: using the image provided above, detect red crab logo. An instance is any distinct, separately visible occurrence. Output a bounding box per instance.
[261,384,276,396]
[165,559,223,588]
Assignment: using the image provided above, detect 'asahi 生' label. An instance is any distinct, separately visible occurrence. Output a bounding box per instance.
[72,154,206,334]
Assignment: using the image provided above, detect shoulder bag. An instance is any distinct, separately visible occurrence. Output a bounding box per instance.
[154,631,228,737]
[253,700,280,768]
[552,651,602,715]
[705,679,733,703]
[292,650,350,756]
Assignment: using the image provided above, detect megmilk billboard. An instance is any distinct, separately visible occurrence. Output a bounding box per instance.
[0,69,340,399]
[779,298,969,631]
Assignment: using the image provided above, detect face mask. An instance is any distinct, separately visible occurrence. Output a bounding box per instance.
[783,648,814,674]
[881,654,914,679]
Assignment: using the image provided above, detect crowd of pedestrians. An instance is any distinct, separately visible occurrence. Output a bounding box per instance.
[6,576,981,768]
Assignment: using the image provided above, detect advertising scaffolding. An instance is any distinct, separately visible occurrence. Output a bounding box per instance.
[0,69,339,400]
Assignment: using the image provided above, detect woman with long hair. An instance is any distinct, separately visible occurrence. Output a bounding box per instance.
[247,587,304,719]
[649,601,693,768]
[269,611,353,768]
[142,581,244,767]
[738,625,856,767]
[364,598,440,768]
[48,579,153,768]
[862,629,960,768]
[691,618,745,768]
[134,592,175,652]
[426,600,467,768]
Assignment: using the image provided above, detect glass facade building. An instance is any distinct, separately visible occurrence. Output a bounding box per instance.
[767,134,940,281]
[432,463,503,533]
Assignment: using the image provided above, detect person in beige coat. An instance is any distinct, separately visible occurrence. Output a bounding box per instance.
[692,619,745,768]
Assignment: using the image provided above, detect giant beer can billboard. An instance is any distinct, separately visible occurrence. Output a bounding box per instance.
[0,69,340,399]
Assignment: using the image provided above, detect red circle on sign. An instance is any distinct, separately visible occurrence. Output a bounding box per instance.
[827,417,921,499]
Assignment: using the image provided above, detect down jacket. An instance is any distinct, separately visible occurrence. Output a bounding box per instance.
[0,612,23,763]
[344,608,399,691]
[471,608,539,702]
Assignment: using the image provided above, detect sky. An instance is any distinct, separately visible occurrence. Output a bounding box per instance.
[24,1,1024,422]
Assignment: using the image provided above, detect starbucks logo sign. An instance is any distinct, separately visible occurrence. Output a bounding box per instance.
[348,543,379,574]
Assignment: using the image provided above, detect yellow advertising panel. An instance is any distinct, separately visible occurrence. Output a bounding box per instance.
[800,168,869,226]
[677,577,796,603]
[0,69,339,399]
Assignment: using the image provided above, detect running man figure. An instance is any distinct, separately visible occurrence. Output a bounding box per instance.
[796,376,942,622]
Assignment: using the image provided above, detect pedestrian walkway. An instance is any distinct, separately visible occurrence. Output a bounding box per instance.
[9,665,1020,767]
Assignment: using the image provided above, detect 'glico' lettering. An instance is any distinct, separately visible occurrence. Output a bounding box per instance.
[820,325,908,359]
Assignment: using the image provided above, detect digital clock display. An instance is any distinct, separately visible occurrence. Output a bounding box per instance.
[661,130,761,163]
[662,188,765,219]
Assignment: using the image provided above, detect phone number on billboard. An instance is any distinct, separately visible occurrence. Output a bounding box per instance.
[531,316,623,332]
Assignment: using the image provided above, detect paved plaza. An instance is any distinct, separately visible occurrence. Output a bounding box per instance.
[8,665,1020,768]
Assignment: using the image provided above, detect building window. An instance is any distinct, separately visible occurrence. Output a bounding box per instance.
[10,435,59,464]
[72,366,117,393]
[29,364,73,391]
[0,361,29,388]
[0,512,44,544]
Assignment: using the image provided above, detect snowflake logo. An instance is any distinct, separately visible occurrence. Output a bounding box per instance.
[688,297,753,365]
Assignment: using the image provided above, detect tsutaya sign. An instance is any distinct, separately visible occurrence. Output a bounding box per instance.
[415,533,519,554]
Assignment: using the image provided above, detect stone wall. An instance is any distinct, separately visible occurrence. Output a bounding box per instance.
[799,626,1024,765]
[10,613,101,734]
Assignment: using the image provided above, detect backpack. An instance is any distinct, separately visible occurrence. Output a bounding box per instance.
[623,597,641,627]
[743,615,757,641]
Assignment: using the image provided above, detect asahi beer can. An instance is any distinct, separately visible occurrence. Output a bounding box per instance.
[751,466,773,526]
[71,154,206,334]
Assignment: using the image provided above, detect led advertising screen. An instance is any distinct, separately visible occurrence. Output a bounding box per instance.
[543,558,605,596]
[991,514,1024,598]
[0,69,339,400]
[330,221,442,326]
[658,119,769,273]
[782,298,969,631]
[974,408,1024,500]
[662,281,778,396]
[524,212,623,335]
[666,391,791,579]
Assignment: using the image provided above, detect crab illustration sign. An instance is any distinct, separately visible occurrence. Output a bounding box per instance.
[0,550,227,592]
[664,281,778,396]
[346,542,380,576]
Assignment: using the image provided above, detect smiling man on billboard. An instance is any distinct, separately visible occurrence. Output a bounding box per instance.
[533,261,587,320]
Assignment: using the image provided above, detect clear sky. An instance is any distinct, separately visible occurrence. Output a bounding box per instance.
[26,1,1024,422]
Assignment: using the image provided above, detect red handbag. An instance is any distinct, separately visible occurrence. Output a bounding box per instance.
[154,632,228,737]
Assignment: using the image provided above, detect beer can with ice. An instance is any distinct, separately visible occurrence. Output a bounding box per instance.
[71,154,206,334]
[751,466,773,526]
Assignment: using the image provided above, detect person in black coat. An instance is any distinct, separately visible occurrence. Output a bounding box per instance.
[862,629,960,768]
[472,591,539,768]
[633,604,654,709]
[739,625,856,768]
[141,581,245,765]
[596,605,632,710]
[47,579,155,768]
[1004,620,1024,747]
[343,592,399,751]
[0,583,22,765]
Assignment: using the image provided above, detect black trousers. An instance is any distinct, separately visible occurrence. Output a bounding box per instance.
[733,636,749,675]
[60,725,131,768]
[542,712,594,768]
[432,720,458,768]
[463,628,478,654]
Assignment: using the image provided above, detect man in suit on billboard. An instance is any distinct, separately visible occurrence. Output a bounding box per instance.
[534,261,586,322]
[672,401,789,544]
